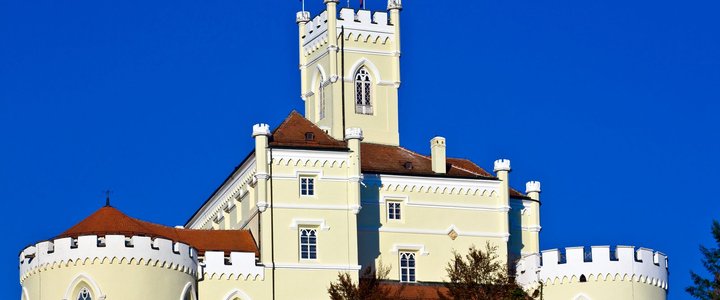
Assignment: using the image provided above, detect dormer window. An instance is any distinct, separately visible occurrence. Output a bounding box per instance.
[354,67,373,115]
[305,132,315,141]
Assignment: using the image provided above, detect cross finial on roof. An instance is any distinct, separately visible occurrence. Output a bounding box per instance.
[105,190,112,207]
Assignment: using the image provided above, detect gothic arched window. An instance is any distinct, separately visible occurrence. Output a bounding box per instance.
[400,252,416,282]
[318,75,326,120]
[77,288,92,300]
[354,67,373,115]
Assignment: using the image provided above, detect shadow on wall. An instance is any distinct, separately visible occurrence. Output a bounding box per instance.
[357,184,382,271]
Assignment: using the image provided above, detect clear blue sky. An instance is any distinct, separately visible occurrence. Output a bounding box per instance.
[1,0,718,298]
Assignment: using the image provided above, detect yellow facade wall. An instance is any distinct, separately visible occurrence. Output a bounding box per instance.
[22,263,196,300]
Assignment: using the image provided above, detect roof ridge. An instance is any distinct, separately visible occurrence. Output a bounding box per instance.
[446,158,483,176]
[397,146,431,160]
[395,146,484,177]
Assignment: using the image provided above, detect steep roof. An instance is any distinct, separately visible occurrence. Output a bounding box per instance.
[269,111,347,150]
[58,206,258,256]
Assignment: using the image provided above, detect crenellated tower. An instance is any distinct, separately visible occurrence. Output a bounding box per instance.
[297,0,402,145]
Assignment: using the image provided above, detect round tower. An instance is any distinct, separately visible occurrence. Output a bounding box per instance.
[516,245,669,300]
[19,207,199,300]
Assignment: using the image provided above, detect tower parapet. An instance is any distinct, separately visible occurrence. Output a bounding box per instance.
[19,235,199,283]
[516,246,669,290]
[202,251,264,281]
[494,159,511,172]
[302,9,395,56]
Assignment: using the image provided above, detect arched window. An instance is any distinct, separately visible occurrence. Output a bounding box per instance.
[318,75,326,120]
[354,68,373,115]
[299,228,317,259]
[400,252,416,282]
[184,291,193,300]
[77,288,92,300]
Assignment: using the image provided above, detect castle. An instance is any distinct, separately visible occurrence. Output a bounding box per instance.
[18,1,669,299]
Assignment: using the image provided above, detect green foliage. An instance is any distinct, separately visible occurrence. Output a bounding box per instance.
[687,220,720,300]
[328,264,402,300]
[439,243,532,300]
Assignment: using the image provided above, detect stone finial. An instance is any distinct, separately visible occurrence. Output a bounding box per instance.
[388,0,402,10]
[252,123,271,137]
[526,181,541,194]
[345,128,364,141]
[494,159,511,172]
[296,11,311,24]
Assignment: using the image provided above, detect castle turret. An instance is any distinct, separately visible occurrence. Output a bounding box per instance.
[345,127,363,268]
[494,159,512,243]
[252,123,272,264]
[523,181,542,255]
[299,1,402,145]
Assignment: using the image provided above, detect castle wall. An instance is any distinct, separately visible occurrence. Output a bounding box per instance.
[198,266,355,300]
[264,148,359,268]
[359,174,510,282]
[540,280,667,300]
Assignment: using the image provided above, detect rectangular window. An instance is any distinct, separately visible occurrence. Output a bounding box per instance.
[300,228,318,260]
[400,252,416,282]
[388,202,401,220]
[300,177,315,196]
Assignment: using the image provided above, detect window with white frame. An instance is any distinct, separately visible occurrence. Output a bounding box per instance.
[300,176,315,196]
[354,67,373,115]
[387,202,401,220]
[77,288,92,300]
[318,75,326,120]
[400,252,416,282]
[299,228,317,260]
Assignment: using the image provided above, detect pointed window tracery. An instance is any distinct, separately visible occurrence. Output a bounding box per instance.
[354,68,373,115]
[400,252,416,282]
[77,288,92,300]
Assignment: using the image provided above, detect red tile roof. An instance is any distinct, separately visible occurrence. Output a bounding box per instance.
[379,282,449,299]
[58,206,258,256]
[269,111,347,150]
[361,143,495,179]
[263,111,529,197]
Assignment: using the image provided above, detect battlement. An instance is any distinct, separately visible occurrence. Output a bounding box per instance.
[526,181,541,193]
[516,246,668,290]
[19,235,199,283]
[202,251,264,281]
[345,127,364,140]
[494,159,511,172]
[301,8,395,54]
[252,123,271,137]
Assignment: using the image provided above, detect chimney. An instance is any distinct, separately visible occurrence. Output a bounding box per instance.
[431,137,446,174]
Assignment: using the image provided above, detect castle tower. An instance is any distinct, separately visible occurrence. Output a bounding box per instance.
[297,0,402,145]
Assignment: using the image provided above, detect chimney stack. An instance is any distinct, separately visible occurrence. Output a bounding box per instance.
[431,137,446,174]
